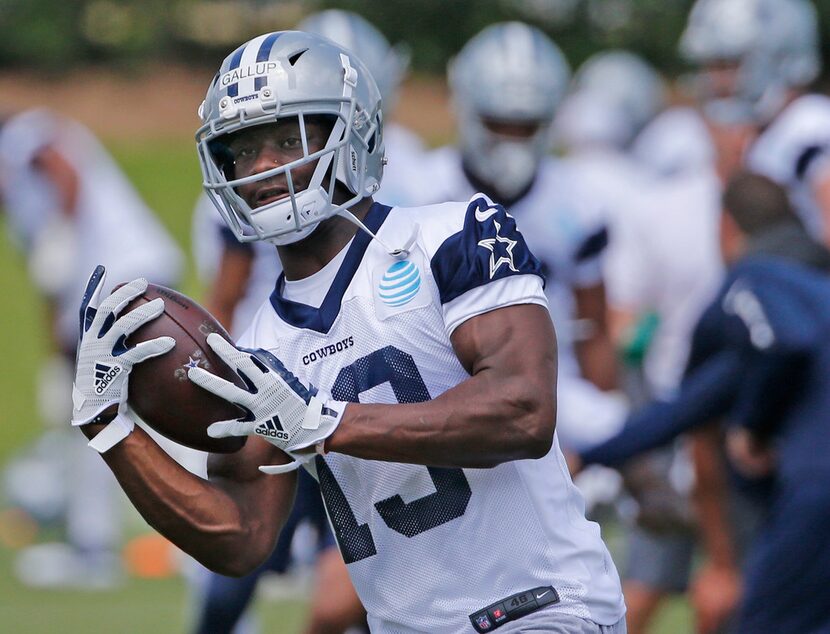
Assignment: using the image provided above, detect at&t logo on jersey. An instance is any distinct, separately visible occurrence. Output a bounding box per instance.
[94,362,122,395]
[378,260,421,307]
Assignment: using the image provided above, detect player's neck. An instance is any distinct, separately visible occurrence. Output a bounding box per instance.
[277,197,374,281]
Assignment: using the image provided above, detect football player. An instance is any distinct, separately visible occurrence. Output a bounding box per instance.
[71,31,627,633]
[426,21,618,396]
[189,11,433,634]
[0,109,183,587]
[555,51,720,634]
[577,171,830,634]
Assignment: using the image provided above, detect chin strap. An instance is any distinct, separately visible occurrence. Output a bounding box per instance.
[337,206,419,260]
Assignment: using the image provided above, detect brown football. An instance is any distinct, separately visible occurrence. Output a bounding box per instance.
[123,283,247,453]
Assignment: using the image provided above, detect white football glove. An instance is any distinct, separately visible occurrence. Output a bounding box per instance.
[188,333,347,474]
[71,265,175,451]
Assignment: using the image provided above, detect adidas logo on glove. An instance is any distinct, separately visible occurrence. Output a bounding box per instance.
[256,416,289,442]
[94,363,122,395]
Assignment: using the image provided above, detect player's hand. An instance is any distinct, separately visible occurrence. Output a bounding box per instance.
[691,561,742,634]
[188,333,347,473]
[71,265,175,427]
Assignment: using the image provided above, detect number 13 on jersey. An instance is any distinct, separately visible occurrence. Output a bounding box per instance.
[317,346,472,564]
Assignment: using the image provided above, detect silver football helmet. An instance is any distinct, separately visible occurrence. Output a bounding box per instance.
[569,50,666,146]
[679,0,820,120]
[196,31,384,245]
[298,9,408,113]
[448,22,570,200]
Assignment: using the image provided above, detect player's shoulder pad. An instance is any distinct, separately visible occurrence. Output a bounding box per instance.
[424,194,543,305]
[775,95,830,179]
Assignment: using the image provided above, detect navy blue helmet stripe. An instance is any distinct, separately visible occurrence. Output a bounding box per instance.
[254,32,281,91]
[226,43,247,98]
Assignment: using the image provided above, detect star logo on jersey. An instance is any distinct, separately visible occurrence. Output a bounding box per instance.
[477,220,519,279]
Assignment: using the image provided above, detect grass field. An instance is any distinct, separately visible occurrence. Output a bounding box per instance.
[0,138,694,633]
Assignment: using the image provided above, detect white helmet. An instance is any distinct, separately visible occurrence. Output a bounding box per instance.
[679,0,820,120]
[568,50,666,146]
[449,22,570,200]
[196,31,384,245]
[298,9,408,112]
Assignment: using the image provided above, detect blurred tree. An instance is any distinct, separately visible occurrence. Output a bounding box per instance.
[0,0,828,88]
[0,0,86,68]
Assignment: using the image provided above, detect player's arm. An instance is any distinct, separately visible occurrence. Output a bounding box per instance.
[84,422,296,576]
[32,146,79,217]
[573,281,618,391]
[812,170,830,247]
[71,267,296,576]
[577,349,741,468]
[206,240,254,332]
[689,426,743,634]
[328,302,557,467]
[193,198,557,471]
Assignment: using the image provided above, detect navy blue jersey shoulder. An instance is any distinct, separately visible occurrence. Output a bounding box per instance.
[430,197,544,305]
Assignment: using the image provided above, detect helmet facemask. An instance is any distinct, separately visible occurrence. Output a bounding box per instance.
[461,113,550,201]
[199,104,379,245]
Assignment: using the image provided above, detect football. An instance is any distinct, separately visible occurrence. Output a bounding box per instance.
[123,283,247,453]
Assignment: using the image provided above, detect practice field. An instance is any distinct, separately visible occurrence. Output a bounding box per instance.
[0,137,693,633]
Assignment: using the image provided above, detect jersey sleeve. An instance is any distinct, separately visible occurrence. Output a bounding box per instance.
[426,196,547,334]
[686,261,818,435]
[749,96,830,186]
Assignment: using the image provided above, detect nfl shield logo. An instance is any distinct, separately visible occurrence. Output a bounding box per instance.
[476,614,492,630]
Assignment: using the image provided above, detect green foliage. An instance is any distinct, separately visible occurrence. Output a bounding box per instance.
[0,0,87,68]
[3,0,830,81]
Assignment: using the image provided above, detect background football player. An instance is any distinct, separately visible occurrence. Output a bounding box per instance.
[0,108,183,588]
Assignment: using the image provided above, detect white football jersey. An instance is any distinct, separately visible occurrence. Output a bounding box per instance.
[423,147,609,379]
[746,94,830,238]
[630,106,715,177]
[604,170,724,396]
[239,197,625,633]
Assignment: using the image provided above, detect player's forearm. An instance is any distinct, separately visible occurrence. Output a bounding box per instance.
[93,425,282,575]
[328,370,556,468]
[579,351,741,467]
[691,429,737,568]
[575,333,618,391]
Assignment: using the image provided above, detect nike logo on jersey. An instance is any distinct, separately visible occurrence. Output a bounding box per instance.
[256,416,289,441]
[535,590,550,600]
[93,362,122,395]
[474,203,514,223]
